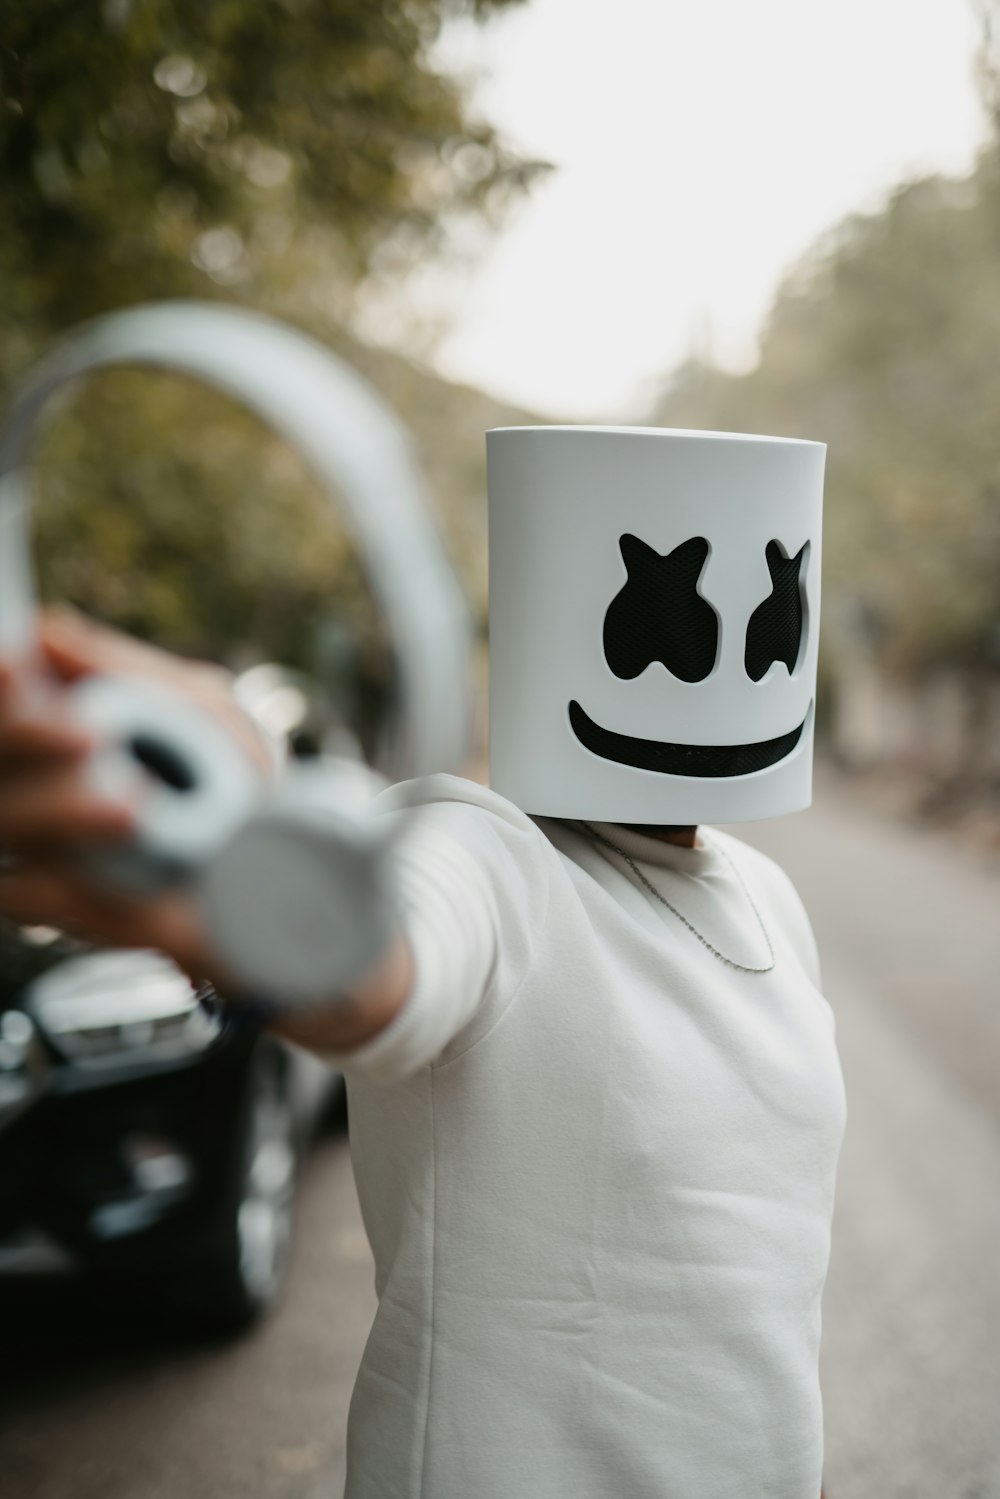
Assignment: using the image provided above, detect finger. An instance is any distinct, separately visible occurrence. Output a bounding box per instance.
[0,646,92,749]
[0,867,98,934]
[0,865,143,944]
[0,704,94,764]
[39,607,191,686]
[0,665,17,728]
[37,606,118,684]
[0,657,36,709]
[0,769,134,845]
[0,865,216,974]
[38,609,274,779]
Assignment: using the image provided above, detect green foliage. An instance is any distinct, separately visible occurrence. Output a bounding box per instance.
[0,0,540,668]
[34,371,360,662]
[654,162,1000,676]
[0,0,536,342]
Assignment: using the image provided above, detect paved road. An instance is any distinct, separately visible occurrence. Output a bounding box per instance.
[1,1139,375,1499]
[2,772,998,1499]
[738,775,1000,1499]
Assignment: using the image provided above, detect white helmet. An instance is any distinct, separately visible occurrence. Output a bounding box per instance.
[486,425,825,824]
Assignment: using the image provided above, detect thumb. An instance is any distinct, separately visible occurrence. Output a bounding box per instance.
[38,605,102,682]
[38,606,141,684]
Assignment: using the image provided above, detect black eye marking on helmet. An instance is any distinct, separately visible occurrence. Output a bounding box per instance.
[603,534,719,684]
[744,540,808,683]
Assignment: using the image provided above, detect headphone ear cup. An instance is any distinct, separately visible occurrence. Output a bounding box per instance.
[195,760,396,1006]
[69,674,265,890]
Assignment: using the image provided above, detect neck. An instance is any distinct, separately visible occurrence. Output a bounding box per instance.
[617,823,699,849]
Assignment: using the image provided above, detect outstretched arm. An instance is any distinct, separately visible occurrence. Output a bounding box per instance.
[0,608,415,1054]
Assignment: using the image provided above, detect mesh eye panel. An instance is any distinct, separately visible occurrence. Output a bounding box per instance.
[568,700,805,777]
[604,535,718,683]
[745,541,806,682]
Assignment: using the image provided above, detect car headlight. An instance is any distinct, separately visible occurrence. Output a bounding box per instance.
[26,950,222,1067]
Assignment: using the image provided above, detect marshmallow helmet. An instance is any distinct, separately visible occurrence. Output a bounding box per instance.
[486,426,825,825]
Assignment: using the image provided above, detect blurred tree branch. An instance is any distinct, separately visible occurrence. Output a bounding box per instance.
[0,0,546,671]
[653,5,1000,693]
[975,0,1000,129]
[0,0,542,344]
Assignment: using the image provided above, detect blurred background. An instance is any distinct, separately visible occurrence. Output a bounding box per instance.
[1,2,998,1497]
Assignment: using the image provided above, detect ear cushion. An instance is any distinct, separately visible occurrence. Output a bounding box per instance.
[71,674,263,890]
[196,760,395,1004]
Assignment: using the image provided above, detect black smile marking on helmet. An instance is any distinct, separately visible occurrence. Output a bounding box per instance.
[567,701,808,778]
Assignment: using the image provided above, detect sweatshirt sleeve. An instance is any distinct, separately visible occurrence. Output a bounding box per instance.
[319,777,546,1083]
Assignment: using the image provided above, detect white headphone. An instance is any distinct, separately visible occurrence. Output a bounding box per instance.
[0,302,471,1004]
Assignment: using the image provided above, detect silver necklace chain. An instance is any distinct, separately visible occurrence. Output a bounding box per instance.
[580,822,776,975]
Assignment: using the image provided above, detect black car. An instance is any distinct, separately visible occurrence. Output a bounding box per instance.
[0,918,342,1333]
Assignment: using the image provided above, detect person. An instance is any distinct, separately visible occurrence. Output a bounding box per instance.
[0,426,845,1499]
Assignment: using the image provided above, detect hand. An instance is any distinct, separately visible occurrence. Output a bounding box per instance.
[0,608,413,1049]
[0,607,273,981]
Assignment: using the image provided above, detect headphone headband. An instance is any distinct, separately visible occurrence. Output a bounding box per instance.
[0,300,470,781]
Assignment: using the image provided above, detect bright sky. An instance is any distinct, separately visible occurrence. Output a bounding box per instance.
[423,0,988,419]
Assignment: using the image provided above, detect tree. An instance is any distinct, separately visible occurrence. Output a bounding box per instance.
[0,0,543,665]
[654,167,1000,680]
[0,0,537,346]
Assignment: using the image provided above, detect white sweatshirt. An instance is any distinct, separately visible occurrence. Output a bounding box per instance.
[329,775,846,1499]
